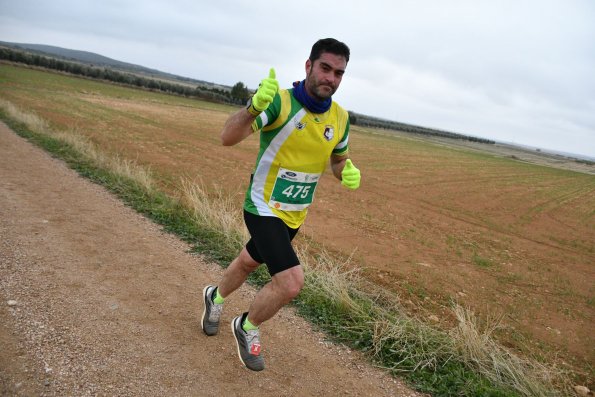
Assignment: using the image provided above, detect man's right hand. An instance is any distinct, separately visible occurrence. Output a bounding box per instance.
[248,68,278,116]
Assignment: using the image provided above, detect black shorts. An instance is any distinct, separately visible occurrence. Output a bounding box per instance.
[244,210,300,276]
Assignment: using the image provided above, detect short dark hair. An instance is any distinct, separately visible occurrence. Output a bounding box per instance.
[309,38,350,63]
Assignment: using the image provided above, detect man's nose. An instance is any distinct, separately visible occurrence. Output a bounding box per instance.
[324,71,336,84]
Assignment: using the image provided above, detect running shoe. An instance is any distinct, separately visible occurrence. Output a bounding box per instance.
[231,312,265,371]
[201,285,223,336]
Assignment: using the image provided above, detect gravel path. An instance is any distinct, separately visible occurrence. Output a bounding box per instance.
[0,121,424,396]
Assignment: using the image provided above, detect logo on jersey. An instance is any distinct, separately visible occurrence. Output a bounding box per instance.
[323,126,334,141]
[295,119,307,130]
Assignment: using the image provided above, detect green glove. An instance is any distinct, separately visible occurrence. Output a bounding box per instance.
[247,68,278,116]
[341,159,361,190]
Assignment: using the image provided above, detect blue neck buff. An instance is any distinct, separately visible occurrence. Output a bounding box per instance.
[292,80,332,114]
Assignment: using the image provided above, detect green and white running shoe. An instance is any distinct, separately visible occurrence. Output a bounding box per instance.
[201,285,223,336]
[231,313,264,371]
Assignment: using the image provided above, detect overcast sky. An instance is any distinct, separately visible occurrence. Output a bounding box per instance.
[1,0,594,158]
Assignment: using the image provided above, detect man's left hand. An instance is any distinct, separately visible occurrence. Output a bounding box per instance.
[341,159,361,190]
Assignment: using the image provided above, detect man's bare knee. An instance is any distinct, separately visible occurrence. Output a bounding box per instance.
[273,266,304,300]
[238,247,260,272]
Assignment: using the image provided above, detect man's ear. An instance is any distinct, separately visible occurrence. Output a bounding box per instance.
[305,59,312,74]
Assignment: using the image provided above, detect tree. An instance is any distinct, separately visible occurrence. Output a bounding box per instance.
[230,82,250,104]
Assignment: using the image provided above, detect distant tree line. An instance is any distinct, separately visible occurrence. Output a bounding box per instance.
[348,111,495,144]
[0,46,251,104]
[1,46,495,145]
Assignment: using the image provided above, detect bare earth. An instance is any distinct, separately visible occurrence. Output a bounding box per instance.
[0,122,424,396]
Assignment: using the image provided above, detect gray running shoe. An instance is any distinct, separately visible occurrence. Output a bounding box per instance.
[231,313,264,371]
[201,285,223,336]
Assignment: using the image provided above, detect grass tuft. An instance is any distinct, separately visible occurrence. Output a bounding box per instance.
[472,253,493,268]
[451,305,565,396]
[180,178,247,258]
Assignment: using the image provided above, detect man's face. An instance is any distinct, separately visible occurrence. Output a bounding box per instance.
[304,52,347,101]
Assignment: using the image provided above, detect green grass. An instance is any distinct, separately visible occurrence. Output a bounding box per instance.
[472,253,494,268]
[1,98,568,396]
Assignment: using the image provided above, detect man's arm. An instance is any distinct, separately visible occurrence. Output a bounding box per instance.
[220,108,256,146]
[331,154,361,189]
[330,154,348,181]
[220,67,278,146]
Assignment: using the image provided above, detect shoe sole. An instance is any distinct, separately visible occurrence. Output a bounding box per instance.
[201,285,213,335]
[231,316,244,366]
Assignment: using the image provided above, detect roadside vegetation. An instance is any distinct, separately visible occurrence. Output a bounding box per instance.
[0,98,572,396]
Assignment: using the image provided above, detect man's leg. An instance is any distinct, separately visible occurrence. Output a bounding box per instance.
[217,247,260,298]
[201,247,260,335]
[227,213,302,370]
[230,264,304,371]
[214,245,304,326]
[246,265,304,326]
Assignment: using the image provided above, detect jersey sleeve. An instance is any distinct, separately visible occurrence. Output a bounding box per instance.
[332,114,350,156]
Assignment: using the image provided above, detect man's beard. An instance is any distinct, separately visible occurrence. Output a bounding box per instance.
[307,73,335,100]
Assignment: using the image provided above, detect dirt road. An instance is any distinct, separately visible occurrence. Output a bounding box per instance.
[0,122,425,396]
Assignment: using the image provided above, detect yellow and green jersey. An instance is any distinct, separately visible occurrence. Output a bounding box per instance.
[244,88,350,228]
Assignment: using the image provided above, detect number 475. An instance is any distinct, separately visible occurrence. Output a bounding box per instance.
[282,185,311,199]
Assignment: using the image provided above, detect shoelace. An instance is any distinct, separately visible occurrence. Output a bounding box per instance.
[208,303,223,322]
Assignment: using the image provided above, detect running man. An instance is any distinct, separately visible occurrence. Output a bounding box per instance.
[201,38,361,371]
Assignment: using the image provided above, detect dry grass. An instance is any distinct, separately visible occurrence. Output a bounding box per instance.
[0,98,154,193]
[298,246,565,396]
[0,98,50,134]
[451,305,567,396]
[179,178,248,252]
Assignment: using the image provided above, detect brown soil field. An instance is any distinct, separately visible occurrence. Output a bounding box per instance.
[1,64,593,384]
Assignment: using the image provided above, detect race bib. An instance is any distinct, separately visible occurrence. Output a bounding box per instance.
[269,168,320,211]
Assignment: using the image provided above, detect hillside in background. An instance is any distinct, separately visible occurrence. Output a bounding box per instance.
[0,41,227,91]
[1,42,149,70]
